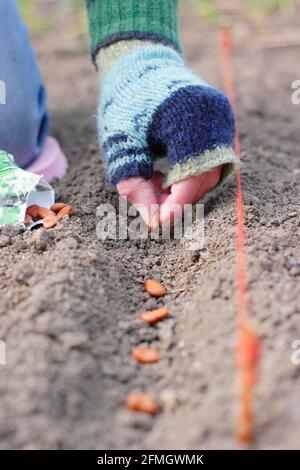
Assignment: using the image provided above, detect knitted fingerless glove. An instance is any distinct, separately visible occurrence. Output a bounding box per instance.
[86,0,238,189]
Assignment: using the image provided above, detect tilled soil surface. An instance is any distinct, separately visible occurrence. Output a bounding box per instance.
[0,10,299,449]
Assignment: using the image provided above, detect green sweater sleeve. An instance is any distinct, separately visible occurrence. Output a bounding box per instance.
[86,0,181,64]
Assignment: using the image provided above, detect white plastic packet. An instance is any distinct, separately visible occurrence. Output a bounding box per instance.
[0,150,54,228]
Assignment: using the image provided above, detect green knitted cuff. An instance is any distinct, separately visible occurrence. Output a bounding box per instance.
[86,0,181,64]
[161,146,239,189]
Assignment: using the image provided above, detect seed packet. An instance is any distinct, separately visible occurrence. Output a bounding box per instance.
[0,150,54,228]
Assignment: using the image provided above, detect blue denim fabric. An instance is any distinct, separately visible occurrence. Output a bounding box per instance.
[0,0,49,168]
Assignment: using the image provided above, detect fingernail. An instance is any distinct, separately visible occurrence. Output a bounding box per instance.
[148,209,160,231]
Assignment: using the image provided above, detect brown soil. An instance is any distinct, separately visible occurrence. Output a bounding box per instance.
[0,8,299,449]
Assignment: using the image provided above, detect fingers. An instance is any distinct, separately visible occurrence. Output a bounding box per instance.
[160,166,222,226]
[117,172,168,230]
[117,166,222,229]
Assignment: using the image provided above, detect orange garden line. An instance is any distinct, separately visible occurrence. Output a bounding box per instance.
[219,26,261,444]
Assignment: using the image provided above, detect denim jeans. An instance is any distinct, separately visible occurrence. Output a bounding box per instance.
[0,0,49,168]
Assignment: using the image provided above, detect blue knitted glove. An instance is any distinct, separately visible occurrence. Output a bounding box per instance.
[98,46,237,189]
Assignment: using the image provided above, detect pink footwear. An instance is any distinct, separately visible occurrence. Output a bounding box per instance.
[27,136,68,182]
